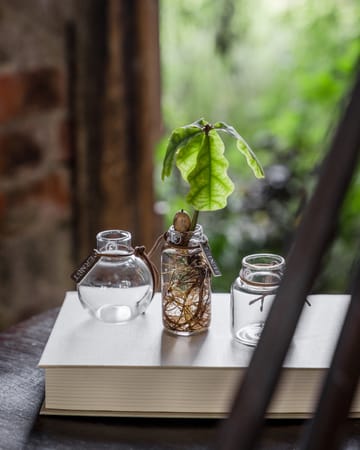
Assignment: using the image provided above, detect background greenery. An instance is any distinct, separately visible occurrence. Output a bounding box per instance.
[156,0,360,293]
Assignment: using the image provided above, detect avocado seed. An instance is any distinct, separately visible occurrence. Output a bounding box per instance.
[173,209,191,233]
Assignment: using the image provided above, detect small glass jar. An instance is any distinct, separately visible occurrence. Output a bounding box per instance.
[77,230,154,323]
[161,224,211,336]
[231,253,285,346]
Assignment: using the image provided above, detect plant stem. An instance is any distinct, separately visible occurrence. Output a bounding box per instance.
[190,209,199,231]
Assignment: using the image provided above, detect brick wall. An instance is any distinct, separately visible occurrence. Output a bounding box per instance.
[0,1,75,329]
[0,0,162,330]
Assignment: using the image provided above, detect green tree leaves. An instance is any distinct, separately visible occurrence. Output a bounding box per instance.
[161,118,264,211]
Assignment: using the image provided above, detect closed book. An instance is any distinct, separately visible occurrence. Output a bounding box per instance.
[39,291,360,418]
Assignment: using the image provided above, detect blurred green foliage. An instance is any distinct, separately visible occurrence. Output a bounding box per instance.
[156,0,360,293]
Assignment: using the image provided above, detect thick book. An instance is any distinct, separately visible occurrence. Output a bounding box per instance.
[39,291,360,418]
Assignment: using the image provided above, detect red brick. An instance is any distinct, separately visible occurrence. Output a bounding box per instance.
[23,67,65,112]
[0,178,70,237]
[0,132,42,175]
[32,170,70,208]
[0,171,70,225]
[0,73,24,123]
[0,67,65,124]
[0,190,29,235]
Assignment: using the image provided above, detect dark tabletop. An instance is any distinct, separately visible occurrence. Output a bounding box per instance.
[1,308,360,450]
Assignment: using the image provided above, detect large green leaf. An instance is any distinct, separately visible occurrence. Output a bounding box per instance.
[161,118,206,180]
[214,121,265,178]
[186,130,234,211]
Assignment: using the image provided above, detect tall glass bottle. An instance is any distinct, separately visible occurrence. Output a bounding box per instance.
[161,224,211,336]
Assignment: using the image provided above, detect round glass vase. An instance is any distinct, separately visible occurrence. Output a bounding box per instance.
[161,224,211,336]
[77,230,154,323]
[231,253,285,346]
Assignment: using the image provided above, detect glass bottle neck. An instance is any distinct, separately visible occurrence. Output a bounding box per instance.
[96,230,132,254]
[239,253,285,290]
[167,224,206,247]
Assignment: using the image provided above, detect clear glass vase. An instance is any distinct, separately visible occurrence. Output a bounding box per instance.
[77,230,154,323]
[161,224,211,336]
[231,253,285,346]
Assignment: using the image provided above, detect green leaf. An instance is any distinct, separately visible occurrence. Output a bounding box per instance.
[186,130,234,211]
[175,132,205,182]
[161,118,206,180]
[214,121,265,178]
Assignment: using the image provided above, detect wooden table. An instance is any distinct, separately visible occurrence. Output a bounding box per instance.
[1,308,360,449]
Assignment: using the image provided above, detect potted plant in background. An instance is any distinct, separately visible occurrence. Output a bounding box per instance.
[159,118,264,335]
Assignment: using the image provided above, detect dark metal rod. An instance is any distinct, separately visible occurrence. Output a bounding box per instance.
[299,265,360,450]
[218,71,360,450]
